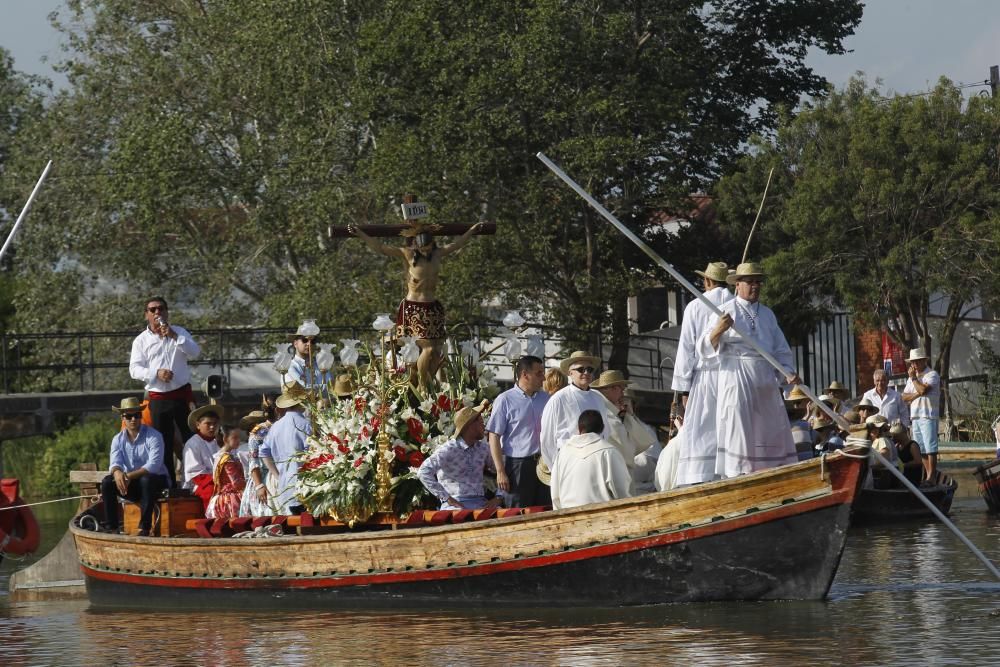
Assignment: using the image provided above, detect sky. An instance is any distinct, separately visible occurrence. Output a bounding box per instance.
[0,1,999,96]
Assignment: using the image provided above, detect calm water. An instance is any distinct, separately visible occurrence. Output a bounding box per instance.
[3,472,1000,666]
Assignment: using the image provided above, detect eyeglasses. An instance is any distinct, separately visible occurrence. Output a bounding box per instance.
[571,366,595,374]
[122,412,142,420]
[146,306,166,313]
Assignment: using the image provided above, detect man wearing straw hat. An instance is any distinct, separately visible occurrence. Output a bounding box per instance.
[540,351,607,470]
[417,400,498,510]
[591,370,657,481]
[259,382,312,514]
[129,296,201,488]
[901,347,941,485]
[700,262,799,477]
[100,397,169,535]
[785,385,817,461]
[672,261,733,485]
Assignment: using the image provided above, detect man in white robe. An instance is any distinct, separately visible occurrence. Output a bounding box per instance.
[550,410,632,509]
[672,261,734,485]
[699,262,800,478]
[540,351,606,469]
[591,370,657,487]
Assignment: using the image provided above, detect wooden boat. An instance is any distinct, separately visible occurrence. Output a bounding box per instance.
[973,458,1000,513]
[852,471,957,522]
[70,450,865,608]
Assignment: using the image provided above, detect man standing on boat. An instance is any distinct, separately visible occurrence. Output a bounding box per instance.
[901,348,941,485]
[486,355,550,507]
[700,262,799,477]
[550,409,632,509]
[101,397,169,535]
[129,296,201,488]
[863,368,910,429]
[417,401,498,510]
[259,382,311,514]
[540,351,606,470]
[285,321,332,394]
[591,370,657,481]
[672,261,733,484]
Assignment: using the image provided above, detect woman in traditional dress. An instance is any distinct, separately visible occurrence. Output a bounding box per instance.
[238,396,279,517]
[206,427,246,519]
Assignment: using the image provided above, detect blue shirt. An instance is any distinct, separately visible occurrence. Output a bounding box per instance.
[259,411,310,513]
[109,425,168,477]
[417,437,495,505]
[485,385,549,458]
[286,356,332,394]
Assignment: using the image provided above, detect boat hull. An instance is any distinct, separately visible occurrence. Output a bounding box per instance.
[853,478,957,523]
[73,452,864,608]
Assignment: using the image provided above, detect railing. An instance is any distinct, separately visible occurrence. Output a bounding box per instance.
[0,323,680,394]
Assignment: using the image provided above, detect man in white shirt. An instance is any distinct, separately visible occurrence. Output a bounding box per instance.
[902,348,941,484]
[672,261,733,484]
[550,409,632,509]
[862,369,910,428]
[540,351,606,470]
[129,296,201,487]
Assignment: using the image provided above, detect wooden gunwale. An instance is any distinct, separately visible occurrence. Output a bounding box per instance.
[72,452,862,588]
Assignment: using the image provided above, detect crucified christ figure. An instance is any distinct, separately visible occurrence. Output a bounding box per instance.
[347,221,486,392]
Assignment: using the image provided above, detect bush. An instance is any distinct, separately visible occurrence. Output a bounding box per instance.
[33,418,118,498]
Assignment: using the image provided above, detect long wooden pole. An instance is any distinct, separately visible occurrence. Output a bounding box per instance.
[0,160,53,264]
[741,167,774,264]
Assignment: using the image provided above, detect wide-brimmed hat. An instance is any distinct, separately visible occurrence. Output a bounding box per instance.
[906,347,929,362]
[811,414,836,430]
[239,410,267,431]
[695,261,730,283]
[889,423,908,436]
[591,370,631,390]
[536,459,551,485]
[333,374,355,398]
[856,397,878,413]
[825,381,849,394]
[784,385,810,403]
[112,396,147,413]
[187,404,223,432]
[453,400,489,438]
[865,414,889,429]
[286,320,321,341]
[275,381,309,409]
[559,350,600,374]
[725,262,765,285]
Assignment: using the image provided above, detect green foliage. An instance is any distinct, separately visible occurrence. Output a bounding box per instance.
[2,0,862,356]
[968,335,1000,442]
[33,418,116,498]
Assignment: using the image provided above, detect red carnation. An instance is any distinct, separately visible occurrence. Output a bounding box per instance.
[408,451,425,467]
[371,417,382,431]
[327,434,342,445]
[393,445,408,461]
[354,457,364,468]
[337,443,349,454]
[361,426,371,440]
[407,417,426,443]
[354,397,367,414]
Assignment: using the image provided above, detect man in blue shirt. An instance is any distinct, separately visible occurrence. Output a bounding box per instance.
[101,397,169,535]
[260,382,311,514]
[418,401,497,510]
[486,355,550,507]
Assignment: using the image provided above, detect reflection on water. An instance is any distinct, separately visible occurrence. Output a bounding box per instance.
[3,492,1000,666]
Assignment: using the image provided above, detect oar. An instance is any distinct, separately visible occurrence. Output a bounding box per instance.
[536,151,1000,582]
[741,167,774,264]
[0,160,53,264]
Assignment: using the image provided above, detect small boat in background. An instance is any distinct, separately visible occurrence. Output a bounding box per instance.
[852,471,957,523]
[973,458,1000,513]
[0,478,41,562]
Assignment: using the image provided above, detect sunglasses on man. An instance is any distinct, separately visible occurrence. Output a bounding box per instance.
[571,366,595,374]
[122,412,142,420]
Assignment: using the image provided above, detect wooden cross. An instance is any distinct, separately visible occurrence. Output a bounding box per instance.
[330,194,496,238]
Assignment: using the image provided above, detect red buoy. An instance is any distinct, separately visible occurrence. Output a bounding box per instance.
[0,478,41,556]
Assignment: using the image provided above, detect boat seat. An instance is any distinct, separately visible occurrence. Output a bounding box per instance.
[472,506,497,521]
[450,509,474,523]
[230,517,253,533]
[424,510,452,526]
[193,518,214,539]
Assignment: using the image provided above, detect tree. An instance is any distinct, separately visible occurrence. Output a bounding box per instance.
[4,0,862,371]
[715,77,1000,415]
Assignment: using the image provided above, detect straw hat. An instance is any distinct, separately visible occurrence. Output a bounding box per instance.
[453,400,489,438]
[784,385,810,403]
[591,370,631,390]
[865,414,889,429]
[725,262,765,285]
[536,459,551,486]
[333,374,355,398]
[187,404,223,432]
[906,347,929,362]
[889,423,908,436]
[111,396,147,413]
[275,381,309,409]
[856,397,878,413]
[811,414,836,430]
[559,350,600,374]
[239,410,267,431]
[825,381,849,395]
[694,261,730,283]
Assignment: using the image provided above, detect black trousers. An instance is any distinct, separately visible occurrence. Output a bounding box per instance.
[100,473,167,531]
[149,397,192,488]
[505,454,551,508]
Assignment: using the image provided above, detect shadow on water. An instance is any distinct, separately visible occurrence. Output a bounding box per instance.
[3,497,1000,665]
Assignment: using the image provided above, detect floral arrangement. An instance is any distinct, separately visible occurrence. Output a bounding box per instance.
[294,344,502,520]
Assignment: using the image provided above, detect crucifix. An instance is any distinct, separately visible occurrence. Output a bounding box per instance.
[343,195,495,392]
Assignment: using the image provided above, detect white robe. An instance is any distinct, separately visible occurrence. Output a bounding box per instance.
[550,432,632,509]
[654,426,683,492]
[674,286,734,485]
[540,384,607,468]
[699,297,798,478]
[596,392,657,472]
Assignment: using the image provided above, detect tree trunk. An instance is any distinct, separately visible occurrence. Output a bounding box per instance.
[609,294,631,375]
[935,296,964,440]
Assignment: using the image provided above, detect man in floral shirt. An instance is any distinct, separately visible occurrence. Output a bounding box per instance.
[417,401,499,510]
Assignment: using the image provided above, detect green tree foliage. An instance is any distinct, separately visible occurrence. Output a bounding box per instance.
[716,77,1000,400]
[4,1,861,363]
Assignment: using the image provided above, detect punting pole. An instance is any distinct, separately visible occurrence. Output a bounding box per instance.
[741,167,774,264]
[0,160,53,264]
[537,151,1000,582]
[535,151,844,428]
